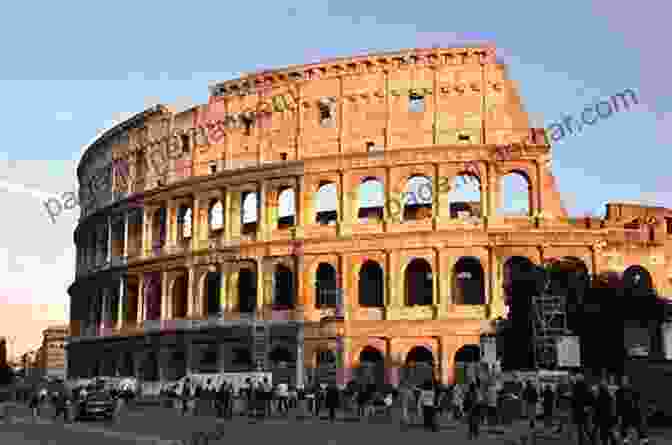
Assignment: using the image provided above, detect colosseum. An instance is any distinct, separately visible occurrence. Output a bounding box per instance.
[67,47,672,390]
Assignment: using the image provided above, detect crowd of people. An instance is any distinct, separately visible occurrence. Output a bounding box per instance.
[14,371,651,444]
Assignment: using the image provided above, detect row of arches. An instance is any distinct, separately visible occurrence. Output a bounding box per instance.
[147,172,533,247]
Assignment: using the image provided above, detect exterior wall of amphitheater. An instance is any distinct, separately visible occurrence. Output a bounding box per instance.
[67,47,672,387]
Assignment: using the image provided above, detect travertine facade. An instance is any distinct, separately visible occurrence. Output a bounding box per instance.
[68,47,672,387]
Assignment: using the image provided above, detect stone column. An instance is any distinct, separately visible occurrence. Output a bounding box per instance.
[535,160,543,215]
[294,249,305,318]
[438,254,452,318]
[486,162,496,219]
[137,274,145,324]
[166,200,177,252]
[488,249,506,320]
[385,250,401,318]
[257,181,267,241]
[229,264,239,313]
[191,198,201,251]
[123,213,129,258]
[220,262,229,313]
[223,188,231,243]
[116,276,126,330]
[263,259,274,308]
[229,190,242,242]
[440,336,457,385]
[300,176,312,229]
[338,172,353,237]
[294,176,303,238]
[161,271,170,321]
[107,216,112,264]
[256,258,264,313]
[187,267,197,318]
[99,288,108,336]
[296,324,305,387]
[143,207,153,257]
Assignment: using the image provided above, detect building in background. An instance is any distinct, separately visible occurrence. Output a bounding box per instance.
[38,325,69,379]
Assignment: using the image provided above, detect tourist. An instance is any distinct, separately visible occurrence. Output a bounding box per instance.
[181,378,192,416]
[523,381,539,430]
[241,378,252,416]
[452,383,464,420]
[325,382,340,423]
[542,384,555,428]
[399,381,413,426]
[288,384,298,410]
[465,382,481,440]
[571,373,592,445]
[365,383,376,417]
[276,381,289,415]
[29,388,40,420]
[594,381,617,445]
[420,379,438,432]
[356,382,368,418]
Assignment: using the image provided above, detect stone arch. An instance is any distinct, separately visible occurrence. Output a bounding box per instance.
[358,260,384,307]
[452,257,486,305]
[241,191,258,234]
[315,262,338,308]
[502,256,537,370]
[448,170,482,219]
[171,273,188,319]
[404,175,433,220]
[144,273,161,321]
[454,344,481,384]
[238,264,257,314]
[203,271,222,316]
[315,348,336,384]
[547,257,590,331]
[208,199,224,232]
[358,346,385,387]
[405,345,435,384]
[405,258,433,306]
[623,265,654,296]
[274,264,294,307]
[500,170,532,216]
[277,187,295,228]
[358,177,385,221]
[315,181,338,225]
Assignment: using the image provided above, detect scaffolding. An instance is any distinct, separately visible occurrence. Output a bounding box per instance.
[532,292,568,368]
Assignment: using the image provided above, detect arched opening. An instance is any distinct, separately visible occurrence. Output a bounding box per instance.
[144,273,161,321]
[269,346,294,366]
[315,182,338,225]
[448,172,482,219]
[503,256,537,370]
[177,206,192,246]
[277,188,295,229]
[315,263,338,308]
[172,274,188,319]
[274,265,294,308]
[167,350,187,381]
[242,191,258,234]
[204,271,222,317]
[500,171,531,216]
[405,346,435,385]
[238,267,257,313]
[151,207,167,252]
[315,349,336,384]
[209,199,224,233]
[358,346,385,388]
[358,177,384,221]
[454,344,481,385]
[403,175,433,220]
[125,275,139,325]
[405,258,433,306]
[122,352,134,377]
[358,260,384,307]
[547,257,589,333]
[452,257,486,305]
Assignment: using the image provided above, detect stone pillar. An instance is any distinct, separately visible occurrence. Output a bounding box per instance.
[263,260,274,308]
[137,274,145,324]
[191,198,201,251]
[229,190,242,242]
[166,200,177,251]
[116,276,126,330]
[123,213,129,258]
[187,267,197,318]
[440,336,457,385]
[223,189,231,243]
[296,325,305,387]
[339,172,354,237]
[386,251,401,313]
[438,254,453,318]
[106,216,112,264]
[256,258,264,313]
[300,176,312,229]
[487,162,496,218]
[294,176,304,238]
[100,288,108,336]
[161,271,170,321]
[220,262,229,313]
[143,207,153,257]
[257,181,267,241]
[488,250,506,319]
[295,249,305,317]
[536,160,543,215]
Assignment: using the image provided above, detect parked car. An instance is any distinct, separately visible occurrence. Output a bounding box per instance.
[76,391,115,420]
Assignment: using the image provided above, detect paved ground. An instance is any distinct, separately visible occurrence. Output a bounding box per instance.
[2,401,669,445]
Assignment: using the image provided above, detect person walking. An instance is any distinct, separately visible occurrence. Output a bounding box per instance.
[276,382,289,415]
[571,373,593,445]
[523,381,539,430]
[180,378,192,416]
[420,379,437,432]
[594,381,617,445]
[453,383,464,421]
[325,383,340,423]
[29,389,40,420]
[399,381,413,427]
[542,384,555,428]
[465,382,481,440]
[486,382,498,426]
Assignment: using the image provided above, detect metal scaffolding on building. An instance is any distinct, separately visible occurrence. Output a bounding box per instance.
[532,292,569,368]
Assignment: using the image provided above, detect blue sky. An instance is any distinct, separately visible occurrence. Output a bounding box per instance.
[0,0,669,357]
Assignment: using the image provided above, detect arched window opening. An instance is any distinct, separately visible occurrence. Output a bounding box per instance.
[502,256,537,371]
[238,267,257,314]
[269,347,294,367]
[277,188,296,229]
[452,257,486,305]
[546,257,589,332]
[405,258,433,306]
[172,275,188,319]
[358,261,384,307]
[403,176,433,220]
[500,171,531,217]
[315,182,338,225]
[178,206,192,243]
[274,265,294,308]
[358,346,385,387]
[242,191,258,234]
[448,173,481,219]
[315,263,338,308]
[151,207,167,252]
[204,272,222,317]
[405,346,434,384]
[358,178,385,222]
[209,200,224,232]
[144,274,161,321]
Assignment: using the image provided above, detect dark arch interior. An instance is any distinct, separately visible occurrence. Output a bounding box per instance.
[406,346,434,364]
[359,261,384,307]
[503,256,537,370]
[453,257,486,305]
[205,272,222,316]
[269,347,293,364]
[359,346,384,363]
[316,263,337,307]
[172,275,188,318]
[454,345,481,362]
[274,265,294,307]
[238,268,257,313]
[405,259,433,306]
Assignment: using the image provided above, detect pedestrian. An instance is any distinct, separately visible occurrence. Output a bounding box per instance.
[523,380,539,430]
[325,382,340,423]
[420,379,438,432]
[486,382,498,426]
[594,381,617,445]
[262,378,273,417]
[181,378,191,416]
[465,382,481,440]
[571,373,593,445]
[288,384,297,411]
[542,384,555,428]
[453,383,464,420]
[216,382,226,418]
[276,381,289,415]
[29,389,40,420]
[399,381,412,427]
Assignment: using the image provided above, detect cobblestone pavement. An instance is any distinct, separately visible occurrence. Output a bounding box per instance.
[2,402,670,445]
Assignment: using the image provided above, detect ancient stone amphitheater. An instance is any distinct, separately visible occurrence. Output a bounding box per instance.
[67,47,672,389]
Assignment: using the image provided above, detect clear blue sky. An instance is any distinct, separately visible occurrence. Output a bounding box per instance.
[0,0,669,356]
